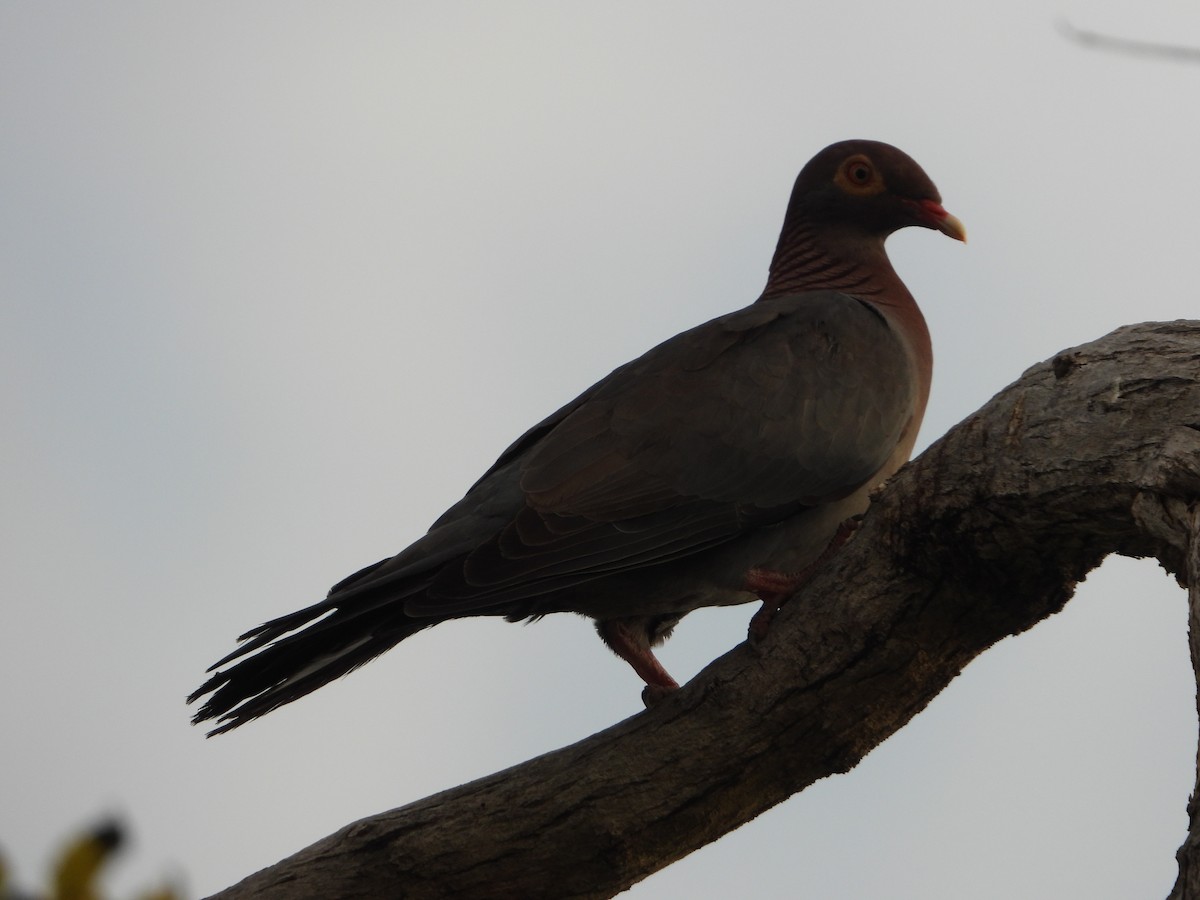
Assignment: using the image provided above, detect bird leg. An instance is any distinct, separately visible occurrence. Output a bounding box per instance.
[746,516,862,642]
[596,615,682,707]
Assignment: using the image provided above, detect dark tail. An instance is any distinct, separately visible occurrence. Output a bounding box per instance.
[189,562,441,735]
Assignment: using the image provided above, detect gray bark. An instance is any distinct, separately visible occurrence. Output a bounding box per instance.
[207,320,1200,900]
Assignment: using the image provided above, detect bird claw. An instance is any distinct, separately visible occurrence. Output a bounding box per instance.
[744,516,863,642]
[744,569,801,643]
[747,599,781,643]
[641,683,678,707]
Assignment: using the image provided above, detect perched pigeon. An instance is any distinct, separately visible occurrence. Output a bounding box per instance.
[190,140,965,734]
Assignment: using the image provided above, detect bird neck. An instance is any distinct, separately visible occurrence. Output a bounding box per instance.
[760,221,901,301]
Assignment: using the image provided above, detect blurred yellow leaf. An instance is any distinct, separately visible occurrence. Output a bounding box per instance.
[51,820,122,900]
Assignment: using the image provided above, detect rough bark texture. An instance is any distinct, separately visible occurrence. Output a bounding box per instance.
[1168,502,1200,900]
[207,321,1200,900]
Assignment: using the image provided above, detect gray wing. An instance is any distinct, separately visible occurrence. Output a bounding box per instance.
[383,289,920,615]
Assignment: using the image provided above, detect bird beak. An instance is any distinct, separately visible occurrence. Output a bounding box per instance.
[912,198,967,243]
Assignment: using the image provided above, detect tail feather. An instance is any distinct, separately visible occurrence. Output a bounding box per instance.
[206,598,339,671]
[191,551,454,734]
[189,611,434,735]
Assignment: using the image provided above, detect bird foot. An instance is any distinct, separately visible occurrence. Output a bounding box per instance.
[642,683,678,708]
[745,516,863,642]
[746,574,796,643]
[596,617,681,700]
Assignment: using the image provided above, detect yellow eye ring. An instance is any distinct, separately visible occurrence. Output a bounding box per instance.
[835,155,885,195]
[847,162,872,184]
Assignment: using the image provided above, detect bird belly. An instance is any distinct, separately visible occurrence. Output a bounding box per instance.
[542,489,870,623]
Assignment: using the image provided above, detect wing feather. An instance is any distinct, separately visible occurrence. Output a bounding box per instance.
[404,290,918,614]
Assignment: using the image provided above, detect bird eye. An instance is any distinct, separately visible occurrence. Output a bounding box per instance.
[835,156,883,195]
[847,162,872,185]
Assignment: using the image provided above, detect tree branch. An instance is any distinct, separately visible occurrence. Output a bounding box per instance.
[207,321,1200,900]
[1058,19,1200,65]
[1168,502,1200,900]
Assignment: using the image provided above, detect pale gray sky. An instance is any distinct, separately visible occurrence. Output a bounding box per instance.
[2,3,1198,898]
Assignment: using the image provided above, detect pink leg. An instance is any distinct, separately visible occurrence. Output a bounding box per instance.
[746,516,861,642]
[596,617,680,706]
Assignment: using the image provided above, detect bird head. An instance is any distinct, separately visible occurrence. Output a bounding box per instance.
[786,140,966,243]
